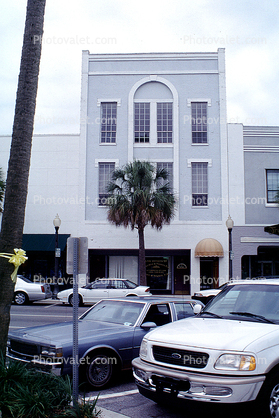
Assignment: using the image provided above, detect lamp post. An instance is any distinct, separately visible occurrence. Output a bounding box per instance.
[53,214,61,298]
[226,215,234,281]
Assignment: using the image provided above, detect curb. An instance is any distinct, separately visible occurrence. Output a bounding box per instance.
[100,407,130,418]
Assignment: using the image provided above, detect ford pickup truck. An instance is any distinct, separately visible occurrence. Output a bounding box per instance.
[132,280,279,418]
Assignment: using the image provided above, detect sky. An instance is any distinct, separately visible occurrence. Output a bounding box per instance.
[0,0,279,135]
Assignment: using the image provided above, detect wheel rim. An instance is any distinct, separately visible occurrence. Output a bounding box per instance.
[14,293,26,305]
[69,295,81,306]
[270,383,279,418]
[87,355,112,388]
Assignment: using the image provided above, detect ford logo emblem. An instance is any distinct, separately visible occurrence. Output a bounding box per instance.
[171,353,182,359]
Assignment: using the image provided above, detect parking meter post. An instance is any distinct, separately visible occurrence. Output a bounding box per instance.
[72,237,79,404]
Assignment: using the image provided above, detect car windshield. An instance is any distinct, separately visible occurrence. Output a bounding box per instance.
[202,283,279,324]
[125,280,137,289]
[80,300,145,326]
[17,276,32,284]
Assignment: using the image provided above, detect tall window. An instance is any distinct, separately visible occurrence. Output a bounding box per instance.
[157,162,173,190]
[266,169,279,203]
[134,103,150,143]
[101,102,117,143]
[99,162,115,205]
[157,103,173,143]
[191,102,207,144]
[192,162,208,206]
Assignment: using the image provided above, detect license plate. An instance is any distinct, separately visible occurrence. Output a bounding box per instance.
[152,375,190,397]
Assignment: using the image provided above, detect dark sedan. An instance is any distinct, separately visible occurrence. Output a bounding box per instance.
[7,297,203,389]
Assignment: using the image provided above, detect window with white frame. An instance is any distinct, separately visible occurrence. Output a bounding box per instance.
[191,102,207,144]
[100,102,117,143]
[266,169,279,203]
[98,162,115,205]
[157,103,173,143]
[157,162,173,190]
[192,162,208,206]
[134,103,150,143]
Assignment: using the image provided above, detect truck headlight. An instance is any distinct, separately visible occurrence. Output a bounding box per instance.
[215,354,256,371]
[140,339,148,359]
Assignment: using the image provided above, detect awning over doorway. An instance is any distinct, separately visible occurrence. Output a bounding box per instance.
[264,224,279,236]
[195,238,224,258]
[22,234,70,252]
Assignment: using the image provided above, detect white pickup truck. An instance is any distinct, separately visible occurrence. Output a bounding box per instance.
[132,280,279,417]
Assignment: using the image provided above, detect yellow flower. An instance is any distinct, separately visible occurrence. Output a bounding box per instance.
[0,248,28,282]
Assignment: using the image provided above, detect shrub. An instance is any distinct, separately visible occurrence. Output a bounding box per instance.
[0,356,100,418]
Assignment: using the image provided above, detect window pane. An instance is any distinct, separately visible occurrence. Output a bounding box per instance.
[192,162,208,206]
[157,162,173,190]
[157,102,173,143]
[134,103,150,143]
[99,162,115,205]
[266,169,279,203]
[100,102,117,143]
[191,102,207,143]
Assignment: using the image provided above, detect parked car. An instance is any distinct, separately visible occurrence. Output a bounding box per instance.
[7,297,203,388]
[57,278,151,306]
[132,279,279,418]
[191,282,228,304]
[14,276,52,305]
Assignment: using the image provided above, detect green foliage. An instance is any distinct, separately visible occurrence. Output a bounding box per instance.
[107,160,176,230]
[0,356,100,418]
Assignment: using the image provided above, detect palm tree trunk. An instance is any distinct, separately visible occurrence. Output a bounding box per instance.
[0,0,46,357]
[138,227,147,286]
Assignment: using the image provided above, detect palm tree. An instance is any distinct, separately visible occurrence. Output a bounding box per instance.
[107,160,176,286]
[0,0,46,357]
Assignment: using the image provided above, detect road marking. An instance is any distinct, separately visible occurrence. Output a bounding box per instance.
[85,389,139,401]
[9,326,26,329]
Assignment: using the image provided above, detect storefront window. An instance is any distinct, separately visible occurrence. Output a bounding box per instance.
[146,257,171,290]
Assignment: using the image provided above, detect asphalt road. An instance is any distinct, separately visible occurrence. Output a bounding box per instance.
[9,300,258,418]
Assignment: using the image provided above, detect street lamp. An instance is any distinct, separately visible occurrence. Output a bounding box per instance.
[226,215,234,281]
[53,214,61,298]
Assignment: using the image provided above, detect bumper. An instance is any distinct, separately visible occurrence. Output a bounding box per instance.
[7,351,63,376]
[132,357,265,404]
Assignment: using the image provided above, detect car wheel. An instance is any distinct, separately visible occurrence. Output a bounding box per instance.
[68,294,83,306]
[256,369,279,417]
[14,291,28,305]
[85,352,116,389]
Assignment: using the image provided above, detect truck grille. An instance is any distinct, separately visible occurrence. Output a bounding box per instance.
[10,340,39,356]
[152,345,209,369]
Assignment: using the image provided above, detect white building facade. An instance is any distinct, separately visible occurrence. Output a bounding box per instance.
[76,49,230,294]
[228,125,279,280]
[0,49,236,294]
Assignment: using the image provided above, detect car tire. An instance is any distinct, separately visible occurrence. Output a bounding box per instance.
[14,291,28,305]
[68,294,83,306]
[256,368,279,417]
[85,352,117,389]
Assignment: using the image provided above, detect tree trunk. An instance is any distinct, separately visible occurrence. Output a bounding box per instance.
[138,227,147,286]
[0,0,46,357]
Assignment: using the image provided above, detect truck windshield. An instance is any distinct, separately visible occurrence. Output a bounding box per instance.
[202,283,279,324]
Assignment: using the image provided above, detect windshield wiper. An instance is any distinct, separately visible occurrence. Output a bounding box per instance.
[229,311,275,324]
[200,311,222,319]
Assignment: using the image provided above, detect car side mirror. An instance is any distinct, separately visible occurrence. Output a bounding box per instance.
[141,322,157,330]
[193,304,202,315]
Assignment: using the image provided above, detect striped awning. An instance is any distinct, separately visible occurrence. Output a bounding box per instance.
[195,238,224,258]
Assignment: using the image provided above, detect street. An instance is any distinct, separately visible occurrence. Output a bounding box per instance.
[9,300,257,418]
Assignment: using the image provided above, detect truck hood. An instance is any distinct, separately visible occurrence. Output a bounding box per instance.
[146,317,279,352]
[8,320,133,346]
